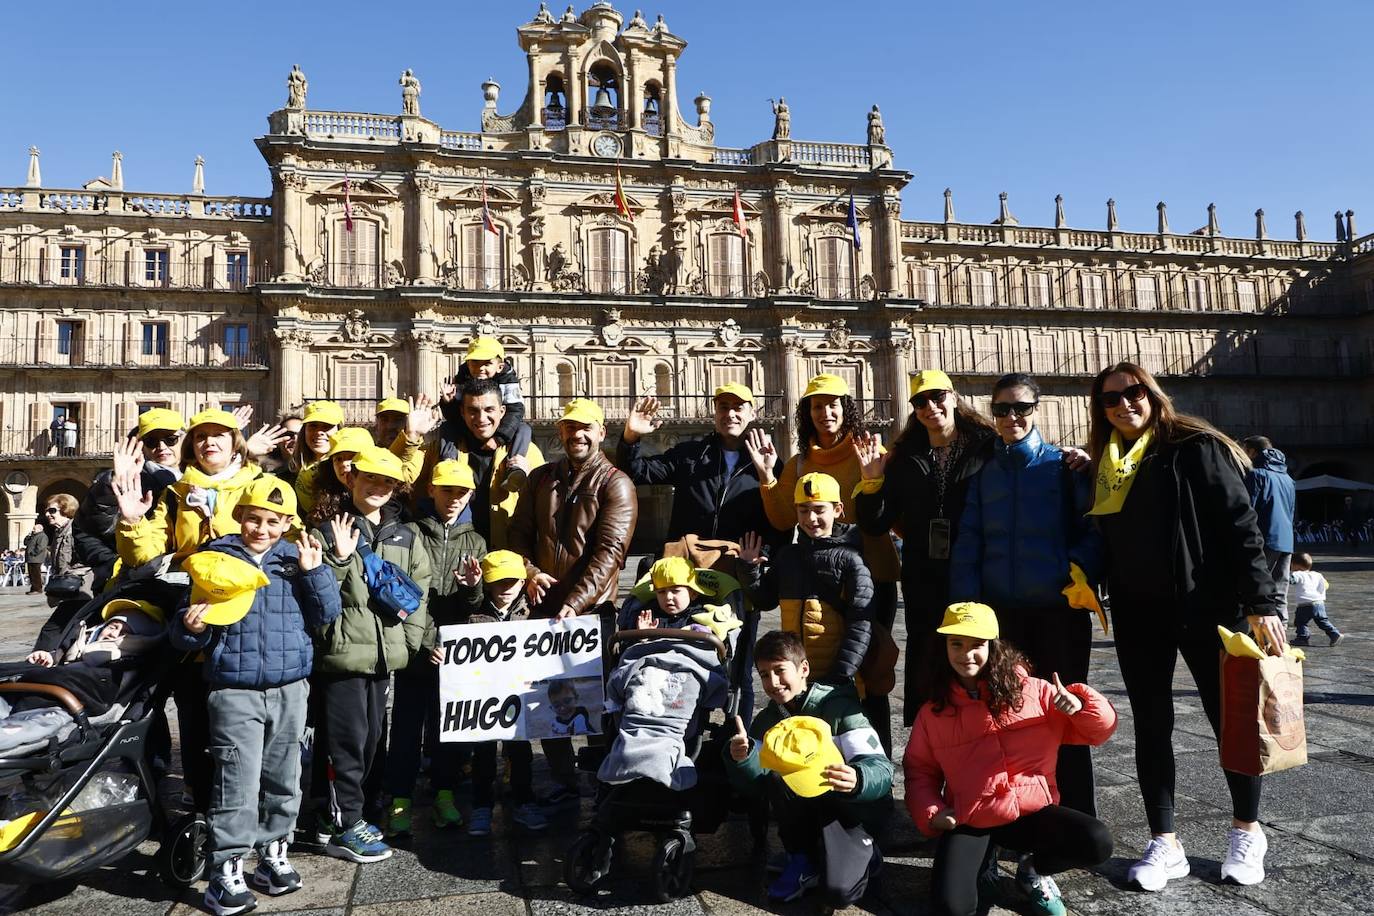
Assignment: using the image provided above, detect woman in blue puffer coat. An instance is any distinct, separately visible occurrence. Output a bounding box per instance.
[948,373,1103,820]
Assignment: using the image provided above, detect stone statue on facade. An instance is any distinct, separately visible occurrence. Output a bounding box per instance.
[627,8,647,29]
[287,65,308,109]
[533,2,554,24]
[770,97,791,140]
[640,246,669,295]
[561,4,576,23]
[867,105,885,145]
[547,242,582,291]
[400,69,422,117]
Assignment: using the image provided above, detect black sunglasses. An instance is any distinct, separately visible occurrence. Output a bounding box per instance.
[911,389,949,409]
[142,434,181,448]
[1098,383,1148,409]
[42,508,60,515]
[991,401,1037,418]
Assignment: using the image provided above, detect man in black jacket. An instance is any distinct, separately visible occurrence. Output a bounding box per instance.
[616,383,776,547]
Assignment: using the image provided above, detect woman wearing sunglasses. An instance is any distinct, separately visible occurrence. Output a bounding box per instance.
[853,369,996,725]
[1087,362,1285,891]
[76,408,186,558]
[947,375,1102,824]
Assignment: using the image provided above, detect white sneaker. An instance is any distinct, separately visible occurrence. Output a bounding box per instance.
[1128,836,1189,891]
[1220,827,1267,885]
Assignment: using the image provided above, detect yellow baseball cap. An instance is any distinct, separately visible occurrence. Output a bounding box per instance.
[184,551,270,626]
[376,397,411,416]
[351,445,404,481]
[794,472,842,505]
[302,400,344,427]
[559,398,604,427]
[237,475,298,518]
[759,716,846,798]
[137,408,184,440]
[650,556,705,594]
[327,427,375,458]
[910,369,954,399]
[937,602,1000,640]
[187,409,239,433]
[465,337,505,363]
[802,373,849,400]
[481,549,528,583]
[101,598,166,625]
[712,383,755,405]
[430,459,476,490]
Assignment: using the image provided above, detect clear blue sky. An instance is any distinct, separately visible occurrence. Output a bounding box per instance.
[4,1,1367,239]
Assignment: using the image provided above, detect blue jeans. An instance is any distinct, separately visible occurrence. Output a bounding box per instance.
[1295,602,1340,639]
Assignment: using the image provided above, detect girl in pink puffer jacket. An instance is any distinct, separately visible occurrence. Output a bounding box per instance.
[903,602,1117,916]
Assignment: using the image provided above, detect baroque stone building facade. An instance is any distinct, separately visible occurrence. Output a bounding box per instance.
[1,1,1371,546]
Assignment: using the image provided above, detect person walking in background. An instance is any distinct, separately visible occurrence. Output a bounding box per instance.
[23,523,49,594]
[1241,436,1295,621]
[1289,553,1342,647]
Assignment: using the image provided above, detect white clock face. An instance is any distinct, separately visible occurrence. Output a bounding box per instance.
[593,133,621,158]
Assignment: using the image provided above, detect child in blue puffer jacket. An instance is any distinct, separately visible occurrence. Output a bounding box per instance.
[171,476,342,916]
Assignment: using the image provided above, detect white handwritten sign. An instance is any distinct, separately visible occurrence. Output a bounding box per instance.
[436,617,605,742]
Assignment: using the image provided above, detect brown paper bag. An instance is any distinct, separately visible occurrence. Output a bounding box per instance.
[1219,651,1307,776]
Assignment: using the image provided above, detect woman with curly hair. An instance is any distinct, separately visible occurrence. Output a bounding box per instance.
[1086,362,1285,891]
[906,602,1116,916]
[744,373,901,752]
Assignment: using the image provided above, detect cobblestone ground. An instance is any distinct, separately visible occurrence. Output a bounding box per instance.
[1,550,1371,915]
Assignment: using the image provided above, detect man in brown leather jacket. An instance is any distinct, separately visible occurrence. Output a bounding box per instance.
[509,397,637,802]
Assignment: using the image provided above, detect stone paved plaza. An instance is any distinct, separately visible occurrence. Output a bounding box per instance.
[2,551,1371,916]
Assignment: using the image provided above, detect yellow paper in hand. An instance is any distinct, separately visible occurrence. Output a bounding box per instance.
[1062,563,1108,635]
[1216,625,1304,661]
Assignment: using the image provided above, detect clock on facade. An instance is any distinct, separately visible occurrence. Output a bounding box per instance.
[592,133,622,158]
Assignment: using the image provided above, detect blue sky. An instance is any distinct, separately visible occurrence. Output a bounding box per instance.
[4,1,1367,238]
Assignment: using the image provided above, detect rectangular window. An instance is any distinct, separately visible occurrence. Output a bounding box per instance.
[973,332,1001,373]
[1185,275,1209,310]
[1135,274,1158,310]
[970,268,996,306]
[462,225,505,290]
[59,246,86,282]
[224,324,250,364]
[588,229,628,294]
[332,360,380,424]
[1139,336,1166,375]
[824,363,862,399]
[56,320,80,358]
[1236,279,1258,312]
[1080,273,1106,308]
[144,249,169,284]
[591,363,633,417]
[708,233,746,297]
[1029,333,1056,374]
[226,251,249,288]
[1026,271,1052,308]
[912,266,940,304]
[817,238,854,300]
[141,322,168,358]
[916,331,943,371]
[708,362,752,391]
[1086,334,1111,374]
[138,402,170,414]
[334,220,379,287]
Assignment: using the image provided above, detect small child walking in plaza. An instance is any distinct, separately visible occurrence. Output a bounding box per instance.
[171,477,342,916]
[1289,553,1342,646]
[905,602,1116,916]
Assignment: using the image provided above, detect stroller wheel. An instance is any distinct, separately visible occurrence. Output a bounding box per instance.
[564,829,614,895]
[158,811,209,887]
[652,834,695,903]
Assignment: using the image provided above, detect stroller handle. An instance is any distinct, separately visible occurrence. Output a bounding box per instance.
[0,682,86,717]
[611,628,728,662]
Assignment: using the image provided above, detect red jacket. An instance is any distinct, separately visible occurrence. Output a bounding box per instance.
[903,674,1116,836]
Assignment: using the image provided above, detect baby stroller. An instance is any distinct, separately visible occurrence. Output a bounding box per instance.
[564,558,757,902]
[0,580,209,903]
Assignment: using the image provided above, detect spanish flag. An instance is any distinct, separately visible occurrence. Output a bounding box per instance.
[614,166,631,219]
[732,189,747,238]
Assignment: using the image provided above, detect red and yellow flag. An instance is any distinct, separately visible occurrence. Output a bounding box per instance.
[614,166,631,219]
[732,189,747,238]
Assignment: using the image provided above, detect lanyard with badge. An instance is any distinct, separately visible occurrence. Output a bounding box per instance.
[927,438,962,560]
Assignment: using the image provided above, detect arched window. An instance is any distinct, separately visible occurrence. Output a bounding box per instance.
[588,228,628,294]
[462,224,505,290]
[708,233,745,297]
[333,219,379,288]
[543,73,567,130]
[816,237,854,300]
[556,363,575,403]
[654,363,672,399]
[642,82,662,136]
[587,63,620,130]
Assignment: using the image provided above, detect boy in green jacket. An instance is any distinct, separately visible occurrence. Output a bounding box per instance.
[308,446,431,864]
[726,629,892,905]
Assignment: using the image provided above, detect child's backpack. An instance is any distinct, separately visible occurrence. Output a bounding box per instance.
[356,541,423,621]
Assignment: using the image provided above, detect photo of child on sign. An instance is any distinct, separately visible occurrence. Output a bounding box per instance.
[436,617,605,742]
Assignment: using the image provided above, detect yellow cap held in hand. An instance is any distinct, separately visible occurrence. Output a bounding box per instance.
[481,549,527,584]
[650,556,705,594]
[936,602,1000,640]
[759,716,845,798]
[137,408,184,440]
[794,472,842,505]
[184,551,270,626]
[802,373,849,400]
[430,459,476,490]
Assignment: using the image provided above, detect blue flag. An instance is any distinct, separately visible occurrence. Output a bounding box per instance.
[847,193,861,251]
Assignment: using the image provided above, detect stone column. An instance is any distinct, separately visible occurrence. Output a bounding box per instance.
[272,327,313,415]
[770,183,792,291]
[412,175,438,285]
[527,177,548,290]
[278,170,308,281]
[879,193,901,295]
[412,329,446,398]
[888,336,913,431]
[773,335,804,460]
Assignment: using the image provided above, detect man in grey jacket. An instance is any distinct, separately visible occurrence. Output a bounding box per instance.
[23,523,48,594]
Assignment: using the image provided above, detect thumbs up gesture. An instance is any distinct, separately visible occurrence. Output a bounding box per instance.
[728,715,751,762]
[1050,673,1083,716]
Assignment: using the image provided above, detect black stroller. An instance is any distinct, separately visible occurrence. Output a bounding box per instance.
[0,581,209,903]
[564,564,757,902]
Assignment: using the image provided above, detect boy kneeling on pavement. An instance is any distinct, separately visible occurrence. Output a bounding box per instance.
[725,629,892,906]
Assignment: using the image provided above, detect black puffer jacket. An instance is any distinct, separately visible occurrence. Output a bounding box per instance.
[1097,432,1280,621]
[440,357,526,447]
[615,432,777,544]
[742,523,874,679]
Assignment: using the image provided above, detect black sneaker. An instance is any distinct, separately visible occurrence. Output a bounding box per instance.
[1290,636,1311,647]
[539,784,581,808]
[205,856,257,915]
[1329,633,1344,647]
[251,838,302,896]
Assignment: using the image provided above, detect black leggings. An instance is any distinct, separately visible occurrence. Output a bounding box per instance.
[932,805,1112,916]
[1112,604,1261,833]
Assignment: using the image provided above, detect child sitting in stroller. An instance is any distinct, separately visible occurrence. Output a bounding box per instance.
[25,599,166,669]
[597,558,740,791]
